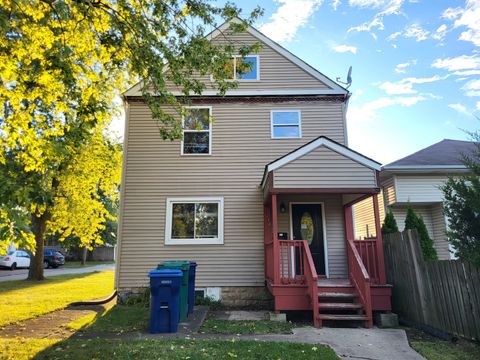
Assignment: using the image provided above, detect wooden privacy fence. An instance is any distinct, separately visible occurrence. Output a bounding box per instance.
[383,230,480,341]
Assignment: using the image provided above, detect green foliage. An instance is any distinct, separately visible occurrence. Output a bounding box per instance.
[442,130,480,266]
[404,207,438,261]
[195,295,223,310]
[0,1,262,278]
[382,209,399,234]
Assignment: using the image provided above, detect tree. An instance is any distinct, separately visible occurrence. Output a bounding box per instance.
[381,209,399,234]
[404,206,438,261]
[442,131,480,266]
[0,1,261,279]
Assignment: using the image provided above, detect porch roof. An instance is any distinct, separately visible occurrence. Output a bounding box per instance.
[261,136,382,193]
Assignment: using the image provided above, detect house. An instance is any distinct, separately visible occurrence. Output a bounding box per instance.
[354,139,475,260]
[115,18,392,328]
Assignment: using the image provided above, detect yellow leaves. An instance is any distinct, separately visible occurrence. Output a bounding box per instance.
[182,5,191,16]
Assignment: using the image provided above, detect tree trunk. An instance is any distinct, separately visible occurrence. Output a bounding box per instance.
[81,246,88,266]
[27,212,50,281]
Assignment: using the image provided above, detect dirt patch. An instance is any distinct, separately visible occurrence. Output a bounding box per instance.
[0,300,114,339]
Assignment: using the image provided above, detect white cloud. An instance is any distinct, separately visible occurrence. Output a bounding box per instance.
[476,101,480,110]
[333,44,358,54]
[442,7,464,21]
[404,24,430,41]
[348,95,427,123]
[379,75,447,95]
[432,24,448,41]
[387,31,402,41]
[331,0,341,10]
[453,69,480,76]
[347,1,406,38]
[260,0,324,42]
[432,54,480,71]
[349,0,386,7]
[462,79,480,97]
[394,59,416,73]
[448,103,470,115]
[443,1,480,47]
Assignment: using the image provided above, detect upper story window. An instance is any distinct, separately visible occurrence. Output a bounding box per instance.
[271,110,302,139]
[165,197,224,245]
[226,55,259,81]
[182,106,212,155]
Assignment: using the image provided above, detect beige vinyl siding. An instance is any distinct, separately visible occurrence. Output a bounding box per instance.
[382,177,396,206]
[352,192,385,240]
[395,175,447,203]
[118,100,347,289]
[277,194,347,278]
[164,31,331,92]
[431,203,450,260]
[273,146,377,189]
[391,206,434,235]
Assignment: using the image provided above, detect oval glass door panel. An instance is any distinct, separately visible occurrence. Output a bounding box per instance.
[300,212,314,244]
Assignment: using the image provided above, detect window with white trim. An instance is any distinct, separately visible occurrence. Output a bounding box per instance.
[182,107,211,155]
[271,110,302,139]
[225,55,259,80]
[165,197,224,245]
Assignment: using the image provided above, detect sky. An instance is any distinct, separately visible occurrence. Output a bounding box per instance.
[113,0,480,165]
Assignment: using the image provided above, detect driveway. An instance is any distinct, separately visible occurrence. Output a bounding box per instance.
[0,264,114,282]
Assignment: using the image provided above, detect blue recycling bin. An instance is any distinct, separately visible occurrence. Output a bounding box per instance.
[148,269,182,333]
[187,261,197,315]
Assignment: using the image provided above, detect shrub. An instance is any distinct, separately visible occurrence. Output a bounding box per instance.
[404,207,438,261]
[382,209,399,234]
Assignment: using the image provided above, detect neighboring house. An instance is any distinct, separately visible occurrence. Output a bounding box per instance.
[354,139,475,260]
[116,18,391,328]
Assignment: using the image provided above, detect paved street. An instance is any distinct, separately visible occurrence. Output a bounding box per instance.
[0,264,115,282]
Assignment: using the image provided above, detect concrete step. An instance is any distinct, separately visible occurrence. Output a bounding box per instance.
[318,302,363,310]
[318,314,368,321]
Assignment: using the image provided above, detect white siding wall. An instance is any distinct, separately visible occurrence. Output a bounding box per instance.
[390,204,450,260]
[277,194,347,278]
[431,203,450,260]
[395,175,447,203]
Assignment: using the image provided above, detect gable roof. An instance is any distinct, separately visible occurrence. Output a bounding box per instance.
[123,18,348,97]
[383,139,476,170]
[261,136,381,188]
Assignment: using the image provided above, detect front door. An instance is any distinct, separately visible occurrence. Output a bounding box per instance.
[291,204,326,276]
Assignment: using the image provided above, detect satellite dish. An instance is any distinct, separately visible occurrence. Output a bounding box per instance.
[336,66,353,89]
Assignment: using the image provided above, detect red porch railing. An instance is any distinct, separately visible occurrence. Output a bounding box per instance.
[354,239,380,284]
[347,240,373,327]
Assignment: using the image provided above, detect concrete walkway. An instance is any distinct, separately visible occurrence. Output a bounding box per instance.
[0,264,114,282]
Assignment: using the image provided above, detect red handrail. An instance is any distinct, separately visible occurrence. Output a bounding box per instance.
[354,239,380,284]
[347,240,373,327]
[301,240,319,327]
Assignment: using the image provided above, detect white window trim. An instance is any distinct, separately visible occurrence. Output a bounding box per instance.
[181,106,212,156]
[165,197,224,245]
[270,110,302,139]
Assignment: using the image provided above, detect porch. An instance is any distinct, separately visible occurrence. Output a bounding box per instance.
[260,137,392,328]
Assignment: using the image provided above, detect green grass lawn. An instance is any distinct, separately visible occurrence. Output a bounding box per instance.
[406,328,480,360]
[62,261,114,268]
[85,303,149,332]
[0,270,114,327]
[201,319,294,334]
[28,338,338,360]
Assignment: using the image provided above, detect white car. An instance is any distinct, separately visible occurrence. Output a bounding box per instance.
[0,250,31,270]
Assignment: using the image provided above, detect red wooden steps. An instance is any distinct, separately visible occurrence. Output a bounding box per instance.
[318,302,363,310]
[318,314,369,321]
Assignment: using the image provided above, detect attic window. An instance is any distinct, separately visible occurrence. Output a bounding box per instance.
[227,55,259,80]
